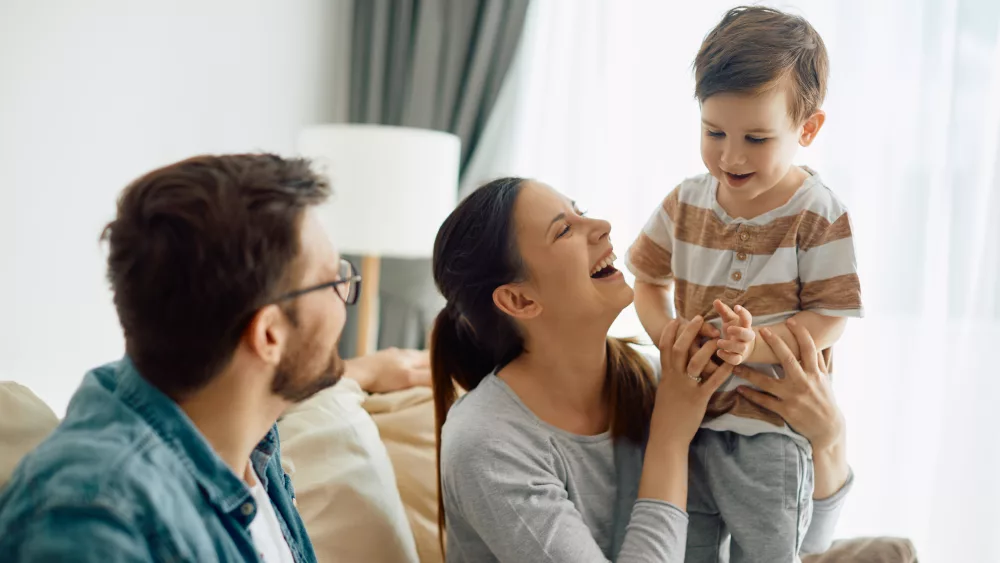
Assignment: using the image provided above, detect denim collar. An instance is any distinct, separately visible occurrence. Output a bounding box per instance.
[111,357,276,518]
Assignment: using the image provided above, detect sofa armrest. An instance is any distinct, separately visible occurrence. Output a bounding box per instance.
[1,382,60,489]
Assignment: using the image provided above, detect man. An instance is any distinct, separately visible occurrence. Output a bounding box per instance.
[0,154,352,561]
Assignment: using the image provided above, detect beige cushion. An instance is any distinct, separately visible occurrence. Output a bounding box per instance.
[0,382,59,489]
[278,378,420,563]
[364,387,442,563]
[803,537,918,563]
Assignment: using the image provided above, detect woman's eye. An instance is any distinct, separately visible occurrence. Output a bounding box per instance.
[557,224,571,239]
[706,130,725,138]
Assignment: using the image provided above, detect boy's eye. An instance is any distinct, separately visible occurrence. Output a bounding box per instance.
[706,130,725,138]
[746,136,769,144]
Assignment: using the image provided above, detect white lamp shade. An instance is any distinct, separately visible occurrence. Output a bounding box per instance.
[298,124,460,258]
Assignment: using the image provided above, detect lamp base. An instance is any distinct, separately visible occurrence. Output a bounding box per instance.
[355,255,381,358]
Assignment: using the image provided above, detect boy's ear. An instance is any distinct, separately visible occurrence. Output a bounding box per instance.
[493,283,542,321]
[799,110,826,147]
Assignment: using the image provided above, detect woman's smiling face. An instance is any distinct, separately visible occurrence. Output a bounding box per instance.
[509,181,633,325]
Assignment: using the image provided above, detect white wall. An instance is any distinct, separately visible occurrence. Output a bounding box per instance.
[0,0,350,414]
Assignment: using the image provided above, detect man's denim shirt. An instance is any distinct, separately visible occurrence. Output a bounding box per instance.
[0,358,317,562]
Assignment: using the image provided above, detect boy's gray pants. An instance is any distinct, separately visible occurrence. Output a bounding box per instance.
[685,429,814,563]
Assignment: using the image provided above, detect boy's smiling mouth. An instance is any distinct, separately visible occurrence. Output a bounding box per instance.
[724,171,755,187]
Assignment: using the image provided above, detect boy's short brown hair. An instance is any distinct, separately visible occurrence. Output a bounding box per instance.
[694,6,828,123]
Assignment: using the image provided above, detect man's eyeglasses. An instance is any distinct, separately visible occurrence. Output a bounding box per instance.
[275,258,361,306]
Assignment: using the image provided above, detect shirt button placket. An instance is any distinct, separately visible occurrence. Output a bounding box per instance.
[731,225,750,290]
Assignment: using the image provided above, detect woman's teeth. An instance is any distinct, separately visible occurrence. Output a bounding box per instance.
[590,252,618,276]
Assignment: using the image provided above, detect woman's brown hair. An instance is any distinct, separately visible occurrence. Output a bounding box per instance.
[429,178,657,553]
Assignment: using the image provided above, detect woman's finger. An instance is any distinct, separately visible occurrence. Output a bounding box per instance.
[816,351,829,375]
[672,316,705,364]
[701,362,734,395]
[657,319,681,365]
[687,339,720,376]
[725,326,755,343]
[699,322,721,339]
[760,328,803,378]
[787,319,819,375]
[733,304,753,329]
[733,365,782,396]
[736,386,785,416]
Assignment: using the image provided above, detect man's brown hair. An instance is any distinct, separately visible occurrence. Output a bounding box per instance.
[694,6,829,123]
[101,154,331,399]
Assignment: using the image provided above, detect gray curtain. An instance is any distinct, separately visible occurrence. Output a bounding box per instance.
[337,0,531,358]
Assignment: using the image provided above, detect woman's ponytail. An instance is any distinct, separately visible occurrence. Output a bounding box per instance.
[430,305,499,555]
[605,336,658,445]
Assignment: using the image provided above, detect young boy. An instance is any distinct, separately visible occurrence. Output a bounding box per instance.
[626,7,863,563]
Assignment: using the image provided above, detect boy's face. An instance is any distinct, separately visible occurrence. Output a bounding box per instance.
[700,84,820,201]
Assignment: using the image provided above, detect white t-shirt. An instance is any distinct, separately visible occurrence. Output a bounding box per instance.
[247,465,295,563]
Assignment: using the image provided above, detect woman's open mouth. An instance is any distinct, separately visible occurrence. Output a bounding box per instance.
[590,252,620,279]
[725,171,755,187]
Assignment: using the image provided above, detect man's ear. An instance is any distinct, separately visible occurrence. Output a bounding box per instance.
[244,304,287,367]
[493,283,542,321]
[799,110,826,147]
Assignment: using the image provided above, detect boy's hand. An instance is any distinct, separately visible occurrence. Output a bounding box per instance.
[713,300,755,365]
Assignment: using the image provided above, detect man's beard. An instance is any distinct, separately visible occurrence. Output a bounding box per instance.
[271,331,346,403]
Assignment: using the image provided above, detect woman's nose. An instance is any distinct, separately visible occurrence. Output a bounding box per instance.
[587,217,612,244]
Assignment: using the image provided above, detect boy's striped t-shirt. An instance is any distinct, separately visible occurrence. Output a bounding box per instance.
[625,169,863,451]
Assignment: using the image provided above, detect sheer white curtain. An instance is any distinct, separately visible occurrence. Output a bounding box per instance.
[465,0,1000,560]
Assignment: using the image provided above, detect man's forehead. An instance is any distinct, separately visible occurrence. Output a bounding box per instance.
[298,210,339,279]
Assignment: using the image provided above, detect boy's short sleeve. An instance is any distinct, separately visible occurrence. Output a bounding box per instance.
[797,208,864,318]
[626,187,679,286]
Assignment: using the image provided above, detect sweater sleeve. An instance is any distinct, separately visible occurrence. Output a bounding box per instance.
[800,470,855,554]
[442,433,688,563]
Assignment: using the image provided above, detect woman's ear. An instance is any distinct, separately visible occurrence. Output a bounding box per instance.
[493,283,541,320]
[799,110,826,147]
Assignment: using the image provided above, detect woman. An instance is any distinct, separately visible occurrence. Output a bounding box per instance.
[430,178,851,561]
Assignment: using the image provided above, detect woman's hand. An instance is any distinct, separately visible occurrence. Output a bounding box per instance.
[639,316,733,509]
[344,347,431,394]
[653,316,734,446]
[734,319,850,498]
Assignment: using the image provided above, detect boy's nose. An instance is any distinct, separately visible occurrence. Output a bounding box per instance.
[721,141,747,167]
